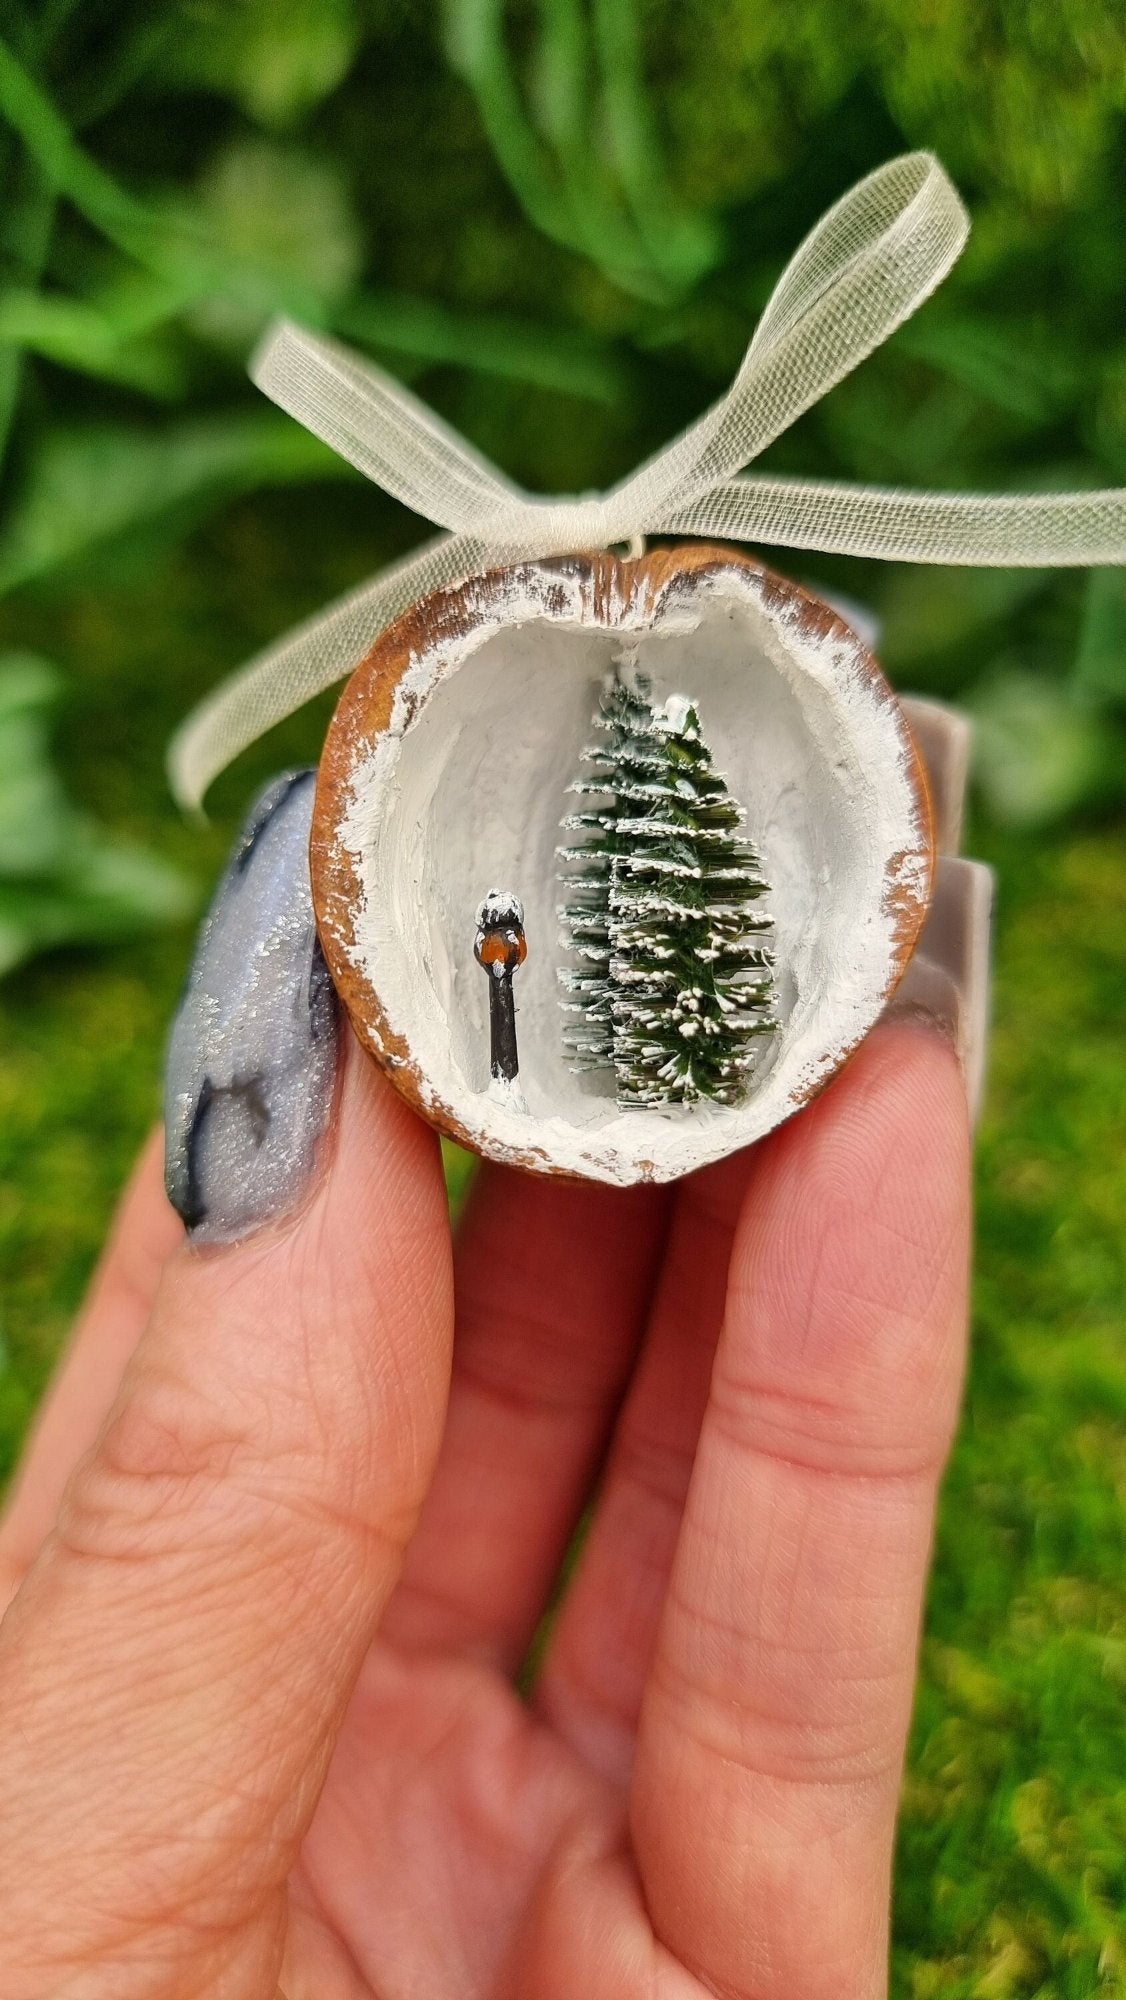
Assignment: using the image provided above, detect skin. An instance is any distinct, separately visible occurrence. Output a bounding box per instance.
[0,1017,970,2000]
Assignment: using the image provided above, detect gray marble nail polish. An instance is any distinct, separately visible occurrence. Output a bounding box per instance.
[164,770,339,1241]
[883,697,992,1122]
[885,856,994,1125]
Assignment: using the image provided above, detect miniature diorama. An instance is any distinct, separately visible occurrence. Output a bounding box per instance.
[308,545,933,1185]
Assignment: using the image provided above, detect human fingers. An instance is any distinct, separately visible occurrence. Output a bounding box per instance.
[532,1151,749,1775]
[630,1022,971,2000]
[380,1167,668,1671]
[535,700,990,1783]
[0,1131,181,1612]
[0,773,453,2000]
[395,741,954,1683]
[1,766,343,1607]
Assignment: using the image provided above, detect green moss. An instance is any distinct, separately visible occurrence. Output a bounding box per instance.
[892,824,1126,1994]
[652,0,1126,213]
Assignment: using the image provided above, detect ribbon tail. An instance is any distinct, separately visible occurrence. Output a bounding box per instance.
[167,531,489,810]
[657,476,1126,567]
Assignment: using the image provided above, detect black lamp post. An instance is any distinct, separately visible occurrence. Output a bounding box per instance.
[474,890,527,1084]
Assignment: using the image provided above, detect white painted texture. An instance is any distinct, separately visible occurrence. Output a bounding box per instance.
[334,563,929,1182]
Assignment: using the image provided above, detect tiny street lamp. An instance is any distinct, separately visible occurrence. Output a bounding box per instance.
[474,890,527,1086]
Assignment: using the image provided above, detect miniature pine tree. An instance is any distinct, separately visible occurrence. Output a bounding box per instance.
[609,694,774,1107]
[557,672,657,1069]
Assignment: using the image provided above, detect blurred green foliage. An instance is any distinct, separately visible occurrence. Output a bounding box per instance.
[1,4,1125,1990]
[0,650,193,974]
[0,0,1125,871]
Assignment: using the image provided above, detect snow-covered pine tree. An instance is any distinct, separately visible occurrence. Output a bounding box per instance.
[609,694,774,1107]
[557,672,656,1069]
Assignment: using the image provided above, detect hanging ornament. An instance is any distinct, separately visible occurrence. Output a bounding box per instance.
[165,151,1126,1182]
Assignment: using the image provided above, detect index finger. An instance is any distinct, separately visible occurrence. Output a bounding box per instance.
[0,773,454,1991]
[631,1021,971,2000]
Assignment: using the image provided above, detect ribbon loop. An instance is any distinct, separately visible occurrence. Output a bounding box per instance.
[746,151,964,360]
[606,151,968,521]
[252,323,528,536]
[169,149,1126,811]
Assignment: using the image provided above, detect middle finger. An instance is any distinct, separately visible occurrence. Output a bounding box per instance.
[532,1149,752,1777]
[379,1164,669,1671]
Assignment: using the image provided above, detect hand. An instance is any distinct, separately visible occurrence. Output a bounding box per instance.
[0,768,981,2000]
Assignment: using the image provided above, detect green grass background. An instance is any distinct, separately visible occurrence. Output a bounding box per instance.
[2,4,1125,1991]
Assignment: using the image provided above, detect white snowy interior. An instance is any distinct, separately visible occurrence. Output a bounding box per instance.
[339,566,926,1183]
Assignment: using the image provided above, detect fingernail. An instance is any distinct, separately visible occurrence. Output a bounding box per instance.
[884,857,994,1126]
[900,695,972,855]
[164,770,339,1241]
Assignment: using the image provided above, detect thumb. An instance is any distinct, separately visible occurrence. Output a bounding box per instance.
[0,775,453,1999]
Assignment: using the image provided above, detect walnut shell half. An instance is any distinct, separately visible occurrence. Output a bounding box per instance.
[310,545,933,1183]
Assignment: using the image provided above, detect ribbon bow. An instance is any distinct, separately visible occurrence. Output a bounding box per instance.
[170,150,1126,809]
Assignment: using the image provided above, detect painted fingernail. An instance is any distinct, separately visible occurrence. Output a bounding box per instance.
[164,770,339,1241]
[901,695,973,856]
[884,856,994,1125]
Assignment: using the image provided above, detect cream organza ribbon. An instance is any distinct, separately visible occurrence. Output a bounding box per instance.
[170,150,1126,808]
